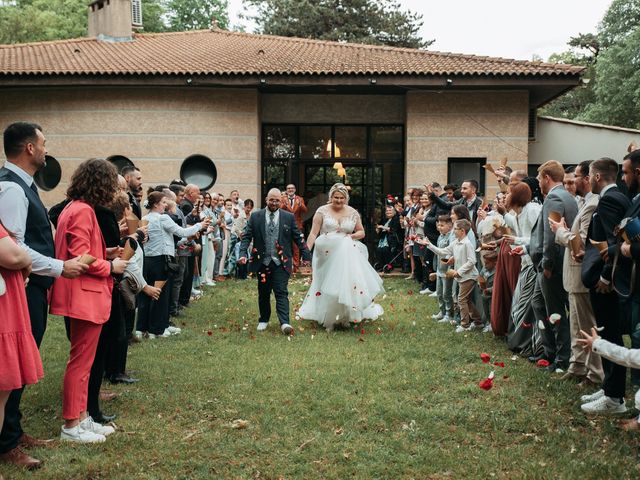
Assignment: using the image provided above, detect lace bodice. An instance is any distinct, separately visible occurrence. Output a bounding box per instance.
[318,205,359,234]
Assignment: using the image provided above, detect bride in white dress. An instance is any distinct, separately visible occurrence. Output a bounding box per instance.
[298,183,384,331]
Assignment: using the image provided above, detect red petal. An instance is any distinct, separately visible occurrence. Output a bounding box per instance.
[315,292,322,296]
[493,362,505,368]
[407,290,413,295]
[536,359,550,368]
[478,378,493,390]
[360,328,365,335]
[480,353,491,363]
[207,330,213,336]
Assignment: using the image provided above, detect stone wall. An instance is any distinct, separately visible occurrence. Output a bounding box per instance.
[0,86,260,205]
[406,90,529,197]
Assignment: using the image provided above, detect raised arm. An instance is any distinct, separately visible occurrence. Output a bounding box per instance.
[306,211,324,251]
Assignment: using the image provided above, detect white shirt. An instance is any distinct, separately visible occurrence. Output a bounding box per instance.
[0,162,64,278]
[427,235,478,282]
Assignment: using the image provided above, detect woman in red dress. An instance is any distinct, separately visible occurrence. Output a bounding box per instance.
[0,220,44,445]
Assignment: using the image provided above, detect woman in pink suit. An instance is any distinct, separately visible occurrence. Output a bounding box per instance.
[49,159,128,443]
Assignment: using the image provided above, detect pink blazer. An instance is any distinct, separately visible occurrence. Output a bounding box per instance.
[49,200,113,323]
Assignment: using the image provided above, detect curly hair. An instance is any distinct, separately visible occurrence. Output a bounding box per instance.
[67,158,118,208]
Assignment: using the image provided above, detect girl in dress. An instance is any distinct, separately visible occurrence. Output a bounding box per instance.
[298,183,384,331]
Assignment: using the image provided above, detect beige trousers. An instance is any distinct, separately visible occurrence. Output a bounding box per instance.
[458,279,481,327]
[568,291,604,383]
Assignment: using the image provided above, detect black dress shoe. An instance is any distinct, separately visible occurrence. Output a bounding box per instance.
[91,412,117,423]
[109,373,140,384]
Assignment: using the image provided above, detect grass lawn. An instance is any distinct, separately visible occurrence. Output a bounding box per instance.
[4,277,640,479]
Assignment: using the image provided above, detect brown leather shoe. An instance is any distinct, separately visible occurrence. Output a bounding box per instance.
[100,390,118,402]
[558,372,585,382]
[577,378,599,390]
[19,433,54,448]
[0,447,43,470]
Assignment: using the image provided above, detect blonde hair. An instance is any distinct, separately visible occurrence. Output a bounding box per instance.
[328,183,349,203]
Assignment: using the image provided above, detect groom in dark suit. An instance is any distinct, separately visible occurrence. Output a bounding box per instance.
[239,188,311,335]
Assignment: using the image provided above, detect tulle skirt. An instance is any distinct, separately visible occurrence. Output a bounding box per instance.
[299,232,384,330]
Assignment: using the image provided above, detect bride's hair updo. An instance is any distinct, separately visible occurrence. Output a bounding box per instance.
[328,183,349,203]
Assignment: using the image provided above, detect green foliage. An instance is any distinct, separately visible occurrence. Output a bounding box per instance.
[165,0,229,31]
[140,0,169,33]
[243,0,433,49]
[542,1,640,129]
[582,27,640,129]
[0,0,229,43]
[2,278,639,479]
[599,0,640,47]
[0,0,87,44]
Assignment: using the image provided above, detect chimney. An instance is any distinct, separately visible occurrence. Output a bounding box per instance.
[88,0,142,42]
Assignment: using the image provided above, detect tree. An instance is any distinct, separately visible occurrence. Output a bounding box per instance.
[141,0,169,33]
[539,33,598,120]
[582,27,640,129]
[0,0,87,44]
[598,0,640,47]
[165,0,229,31]
[243,0,433,49]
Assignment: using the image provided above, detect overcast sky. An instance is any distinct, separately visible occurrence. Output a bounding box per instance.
[228,0,612,61]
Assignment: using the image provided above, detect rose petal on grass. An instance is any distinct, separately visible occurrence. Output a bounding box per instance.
[480,353,491,363]
[536,359,550,368]
[493,362,505,368]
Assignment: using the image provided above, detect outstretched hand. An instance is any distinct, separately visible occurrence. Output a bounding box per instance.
[577,327,601,352]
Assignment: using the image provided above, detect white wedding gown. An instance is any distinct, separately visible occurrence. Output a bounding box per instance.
[298,205,384,331]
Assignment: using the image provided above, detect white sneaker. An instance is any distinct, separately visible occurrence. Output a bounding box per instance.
[80,416,115,436]
[482,324,492,333]
[134,330,143,339]
[191,288,202,296]
[147,333,157,340]
[468,323,483,331]
[257,322,268,331]
[160,328,172,338]
[581,395,627,415]
[580,389,605,404]
[431,312,444,320]
[438,316,451,324]
[60,424,106,443]
[281,323,294,335]
[204,281,216,287]
[429,291,438,297]
[167,326,182,335]
[419,288,431,295]
[455,325,469,333]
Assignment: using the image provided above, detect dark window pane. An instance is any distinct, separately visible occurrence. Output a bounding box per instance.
[263,163,287,191]
[299,126,332,160]
[371,126,403,162]
[305,166,325,185]
[344,166,363,184]
[447,158,486,193]
[263,126,296,160]
[335,126,366,159]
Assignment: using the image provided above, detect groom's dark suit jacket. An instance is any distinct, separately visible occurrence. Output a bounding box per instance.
[239,208,310,273]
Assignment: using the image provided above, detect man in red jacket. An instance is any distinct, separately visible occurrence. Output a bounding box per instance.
[280,184,307,273]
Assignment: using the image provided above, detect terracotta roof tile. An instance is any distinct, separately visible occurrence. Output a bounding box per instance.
[0,29,585,77]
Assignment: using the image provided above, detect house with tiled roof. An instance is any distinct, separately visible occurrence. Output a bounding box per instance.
[0,0,584,241]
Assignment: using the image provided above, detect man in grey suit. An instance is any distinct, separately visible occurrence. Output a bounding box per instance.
[550,160,603,386]
[529,160,579,372]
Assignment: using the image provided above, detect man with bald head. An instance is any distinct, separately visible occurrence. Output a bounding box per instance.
[239,188,310,334]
